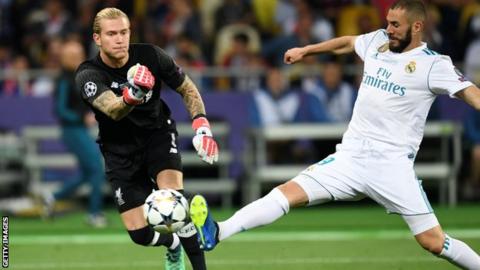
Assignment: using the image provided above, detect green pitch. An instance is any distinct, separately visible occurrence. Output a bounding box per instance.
[9,204,480,269]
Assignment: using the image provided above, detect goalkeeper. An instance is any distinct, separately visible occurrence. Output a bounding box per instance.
[76,7,218,270]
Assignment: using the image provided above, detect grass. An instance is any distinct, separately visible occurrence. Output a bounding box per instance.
[8,203,480,269]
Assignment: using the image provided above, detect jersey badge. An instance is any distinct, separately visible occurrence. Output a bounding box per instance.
[145,91,153,102]
[84,81,97,97]
[377,43,389,53]
[115,187,125,206]
[405,61,416,74]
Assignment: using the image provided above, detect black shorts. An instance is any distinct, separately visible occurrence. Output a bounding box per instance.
[101,122,182,213]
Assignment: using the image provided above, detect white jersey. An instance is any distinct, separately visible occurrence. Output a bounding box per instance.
[343,29,473,153]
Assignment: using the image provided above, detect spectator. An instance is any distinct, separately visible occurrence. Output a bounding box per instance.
[305,58,356,122]
[423,4,443,52]
[22,0,76,67]
[30,37,63,97]
[42,40,106,228]
[336,3,381,36]
[262,5,330,66]
[159,0,203,50]
[463,108,480,200]
[464,13,480,85]
[213,0,253,34]
[249,67,328,163]
[221,32,264,91]
[249,67,300,127]
[1,54,31,96]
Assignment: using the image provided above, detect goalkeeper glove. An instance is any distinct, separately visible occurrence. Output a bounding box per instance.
[192,116,219,164]
[122,64,155,106]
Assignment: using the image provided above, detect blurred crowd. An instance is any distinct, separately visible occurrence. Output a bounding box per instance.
[1,0,480,96]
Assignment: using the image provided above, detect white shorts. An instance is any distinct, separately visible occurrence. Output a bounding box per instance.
[292,137,439,234]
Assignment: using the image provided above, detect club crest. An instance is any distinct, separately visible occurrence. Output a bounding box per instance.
[405,61,416,73]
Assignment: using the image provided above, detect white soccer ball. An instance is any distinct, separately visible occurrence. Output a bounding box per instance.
[127,63,140,86]
[143,189,189,233]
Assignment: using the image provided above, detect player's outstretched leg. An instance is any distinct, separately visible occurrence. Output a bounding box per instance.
[190,187,294,251]
[409,218,480,269]
[190,195,219,251]
[438,234,480,269]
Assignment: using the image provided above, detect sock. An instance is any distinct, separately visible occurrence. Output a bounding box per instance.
[127,226,175,247]
[178,222,206,270]
[176,189,206,270]
[218,188,289,241]
[439,234,480,269]
[168,233,180,250]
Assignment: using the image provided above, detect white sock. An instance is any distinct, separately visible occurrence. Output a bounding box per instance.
[168,233,180,250]
[439,234,480,269]
[218,188,289,241]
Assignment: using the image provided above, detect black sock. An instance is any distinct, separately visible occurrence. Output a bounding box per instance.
[128,226,174,247]
[180,233,206,270]
[176,189,206,270]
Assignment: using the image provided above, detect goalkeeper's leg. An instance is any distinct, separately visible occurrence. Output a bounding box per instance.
[175,190,206,270]
[122,206,185,270]
[405,215,480,269]
[122,206,179,248]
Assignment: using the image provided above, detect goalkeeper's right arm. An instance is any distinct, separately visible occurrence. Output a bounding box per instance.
[91,64,155,121]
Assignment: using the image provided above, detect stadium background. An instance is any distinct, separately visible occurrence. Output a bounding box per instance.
[1,0,480,269]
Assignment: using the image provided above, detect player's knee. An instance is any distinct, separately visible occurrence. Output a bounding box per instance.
[128,226,153,246]
[276,181,308,208]
[416,233,445,254]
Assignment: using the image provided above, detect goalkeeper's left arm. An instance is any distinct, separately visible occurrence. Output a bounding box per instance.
[174,76,219,164]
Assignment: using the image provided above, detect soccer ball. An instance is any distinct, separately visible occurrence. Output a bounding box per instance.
[143,189,189,233]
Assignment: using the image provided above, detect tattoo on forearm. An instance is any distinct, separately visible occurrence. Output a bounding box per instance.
[92,91,133,120]
[175,76,206,118]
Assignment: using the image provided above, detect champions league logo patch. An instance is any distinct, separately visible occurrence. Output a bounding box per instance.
[84,81,97,97]
[405,61,416,73]
[454,67,467,82]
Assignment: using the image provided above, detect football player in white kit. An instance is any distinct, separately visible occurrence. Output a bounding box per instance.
[190,1,480,268]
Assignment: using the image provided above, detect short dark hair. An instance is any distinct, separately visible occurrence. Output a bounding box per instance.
[390,0,427,23]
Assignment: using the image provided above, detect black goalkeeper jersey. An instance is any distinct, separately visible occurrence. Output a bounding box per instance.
[76,43,185,155]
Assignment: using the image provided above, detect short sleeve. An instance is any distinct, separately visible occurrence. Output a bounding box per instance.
[76,68,111,104]
[354,29,386,61]
[153,46,186,90]
[428,55,473,97]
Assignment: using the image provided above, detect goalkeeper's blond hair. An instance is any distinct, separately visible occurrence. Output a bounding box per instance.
[93,7,129,34]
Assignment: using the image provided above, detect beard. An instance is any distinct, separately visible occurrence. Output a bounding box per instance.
[389,27,412,53]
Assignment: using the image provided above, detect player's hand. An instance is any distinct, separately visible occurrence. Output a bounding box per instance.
[128,63,155,92]
[122,83,147,105]
[192,117,219,164]
[122,64,155,105]
[284,47,307,64]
